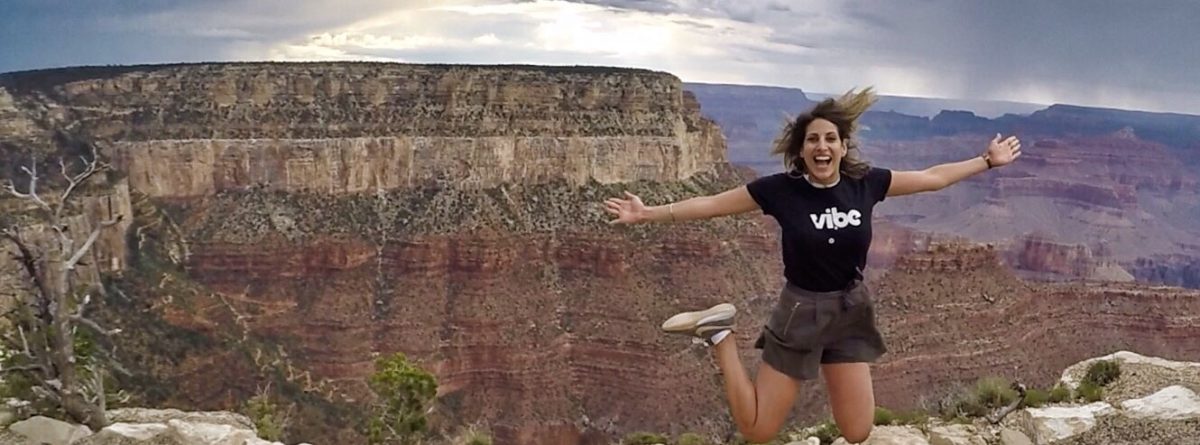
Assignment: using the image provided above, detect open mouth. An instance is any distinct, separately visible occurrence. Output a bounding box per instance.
[814,155,832,167]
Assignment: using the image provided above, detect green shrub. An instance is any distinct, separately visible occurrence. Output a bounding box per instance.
[622,432,668,445]
[1023,389,1050,408]
[893,410,930,426]
[242,386,291,441]
[1076,381,1104,403]
[363,352,438,445]
[948,415,973,425]
[932,377,1019,419]
[873,406,896,425]
[974,377,1019,409]
[727,432,792,445]
[810,420,841,445]
[952,398,988,418]
[462,430,492,445]
[1082,360,1121,387]
[448,424,492,445]
[674,432,709,445]
[869,406,930,429]
[1048,384,1072,403]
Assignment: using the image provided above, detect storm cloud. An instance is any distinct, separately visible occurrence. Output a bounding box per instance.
[3,0,1196,114]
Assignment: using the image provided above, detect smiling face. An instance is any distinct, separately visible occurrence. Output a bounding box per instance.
[802,118,846,184]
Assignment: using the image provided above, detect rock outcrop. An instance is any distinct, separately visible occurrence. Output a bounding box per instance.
[0,408,311,445]
[1008,234,1134,283]
[789,351,1200,445]
[864,244,1200,418]
[2,63,725,198]
[0,63,775,445]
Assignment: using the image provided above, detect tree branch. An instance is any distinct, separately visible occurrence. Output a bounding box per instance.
[2,228,52,304]
[92,366,106,412]
[18,325,32,357]
[17,325,56,379]
[0,334,39,369]
[0,364,45,374]
[987,382,1028,424]
[65,215,123,270]
[31,385,63,404]
[71,294,92,319]
[93,348,132,378]
[3,354,63,404]
[56,146,107,220]
[6,158,52,213]
[71,314,121,337]
[112,287,131,302]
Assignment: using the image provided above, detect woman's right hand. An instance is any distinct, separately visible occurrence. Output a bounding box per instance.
[604,191,648,225]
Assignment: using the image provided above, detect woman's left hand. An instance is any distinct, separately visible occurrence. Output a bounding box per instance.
[985,133,1022,167]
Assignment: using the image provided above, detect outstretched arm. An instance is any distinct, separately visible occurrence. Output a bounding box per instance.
[888,133,1022,197]
[605,186,759,224]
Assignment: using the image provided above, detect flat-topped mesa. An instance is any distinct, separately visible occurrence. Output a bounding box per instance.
[1,62,768,444]
[892,241,1006,274]
[0,63,727,198]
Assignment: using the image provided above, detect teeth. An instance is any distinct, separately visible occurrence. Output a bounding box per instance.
[815,156,831,162]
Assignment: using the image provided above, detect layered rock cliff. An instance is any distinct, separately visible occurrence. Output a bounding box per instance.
[3,63,724,197]
[840,131,1200,289]
[0,63,774,445]
[684,83,1200,289]
[3,63,1198,445]
[864,243,1200,417]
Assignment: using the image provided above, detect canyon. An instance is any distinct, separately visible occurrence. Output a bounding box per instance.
[687,83,1200,289]
[0,64,1197,444]
[0,63,774,444]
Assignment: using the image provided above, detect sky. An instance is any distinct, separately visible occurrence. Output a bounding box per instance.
[2,0,1198,115]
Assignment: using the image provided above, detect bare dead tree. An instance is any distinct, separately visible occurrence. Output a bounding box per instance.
[987,382,1028,425]
[0,146,124,430]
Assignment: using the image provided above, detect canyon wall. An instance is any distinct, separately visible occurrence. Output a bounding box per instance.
[3,63,1198,445]
[0,63,768,444]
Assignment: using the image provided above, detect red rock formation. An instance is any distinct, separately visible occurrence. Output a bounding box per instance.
[988,177,1138,210]
[861,243,1200,419]
[0,62,781,444]
[1012,234,1096,277]
[5,64,1199,445]
[178,224,783,444]
[853,133,1200,288]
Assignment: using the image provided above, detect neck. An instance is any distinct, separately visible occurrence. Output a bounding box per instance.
[804,172,840,188]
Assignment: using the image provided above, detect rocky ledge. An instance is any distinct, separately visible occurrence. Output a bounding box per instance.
[5,350,1196,444]
[0,408,312,445]
[779,351,1200,445]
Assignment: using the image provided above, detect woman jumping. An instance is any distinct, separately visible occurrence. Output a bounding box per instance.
[603,87,1021,443]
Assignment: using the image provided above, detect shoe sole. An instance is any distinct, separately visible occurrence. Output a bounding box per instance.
[660,303,736,333]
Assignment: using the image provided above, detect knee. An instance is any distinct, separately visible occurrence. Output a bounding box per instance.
[840,424,873,444]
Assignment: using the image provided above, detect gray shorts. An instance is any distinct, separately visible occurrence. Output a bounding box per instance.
[753,279,887,381]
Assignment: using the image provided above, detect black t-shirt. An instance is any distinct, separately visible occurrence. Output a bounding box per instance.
[745,167,892,292]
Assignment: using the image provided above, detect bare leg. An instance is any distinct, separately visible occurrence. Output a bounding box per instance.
[712,337,801,444]
[822,362,875,443]
[660,304,801,443]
